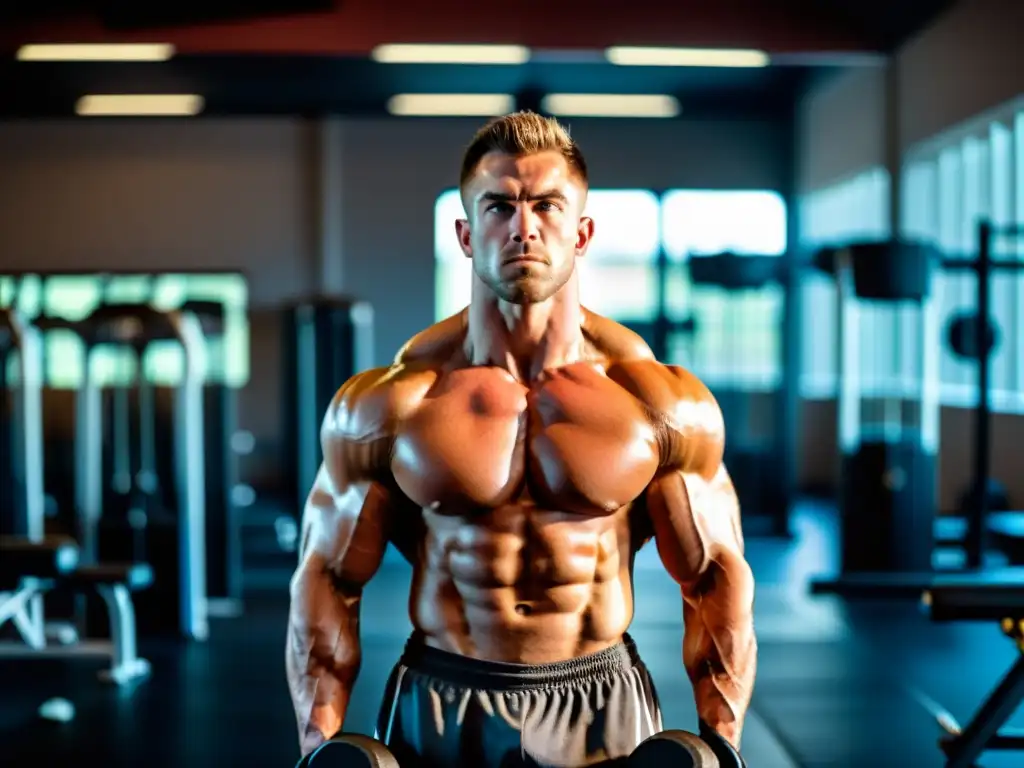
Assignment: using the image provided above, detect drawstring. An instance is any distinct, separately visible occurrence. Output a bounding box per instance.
[520,690,532,760]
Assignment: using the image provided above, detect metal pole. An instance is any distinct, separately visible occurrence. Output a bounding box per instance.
[172,311,208,641]
[966,220,992,570]
[5,311,45,542]
[75,343,104,566]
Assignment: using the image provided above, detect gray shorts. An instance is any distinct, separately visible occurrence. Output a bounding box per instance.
[374,633,664,767]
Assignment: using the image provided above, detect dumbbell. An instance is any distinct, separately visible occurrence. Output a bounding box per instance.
[295,734,399,768]
[630,723,746,768]
[630,730,718,767]
[698,719,747,768]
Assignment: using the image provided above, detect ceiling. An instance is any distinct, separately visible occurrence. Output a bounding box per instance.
[0,0,956,119]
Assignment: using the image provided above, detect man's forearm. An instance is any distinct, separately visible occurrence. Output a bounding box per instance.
[286,576,362,756]
[682,564,757,748]
[287,655,358,756]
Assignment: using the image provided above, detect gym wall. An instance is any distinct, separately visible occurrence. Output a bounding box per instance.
[0,116,789,490]
[898,0,1024,151]
[795,0,1024,510]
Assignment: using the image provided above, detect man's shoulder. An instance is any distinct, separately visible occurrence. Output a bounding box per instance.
[393,311,466,368]
[582,309,656,363]
[581,309,720,429]
[324,315,463,442]
[606,359,724,476]
[605,359,721,435]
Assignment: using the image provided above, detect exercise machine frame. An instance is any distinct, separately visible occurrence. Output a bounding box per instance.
[923,572,1024,768]
[74,304,210,640]
[0,309,151,685]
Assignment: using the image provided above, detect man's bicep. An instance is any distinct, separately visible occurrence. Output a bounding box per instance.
[645,464,744,586]
[296,466,393,589]
[296,369,397,581]
[691,464,744,556]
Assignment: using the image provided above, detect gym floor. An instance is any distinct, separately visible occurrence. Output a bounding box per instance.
[1,502,1020,768]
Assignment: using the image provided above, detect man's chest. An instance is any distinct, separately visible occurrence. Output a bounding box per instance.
[390,363,663,514]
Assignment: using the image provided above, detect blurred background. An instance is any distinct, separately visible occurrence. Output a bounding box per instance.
[1,0,1023,766]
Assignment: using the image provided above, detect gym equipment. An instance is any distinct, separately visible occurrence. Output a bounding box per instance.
[812,222,1024,597]
[946,311,998,359]
[922,572,1024,767]
[698,720,747,768]
[686,251,792,537]
[0,535,154,684]
[71,303,209,640]
[0,536,80,584]
[0,309,152,685]
[294,730,725,767]
[38,696,76,723]
[0,307,44,539]
[632,729,725,767]
[958,478,1010,518]
[281,297,374,516]
[180,299,253,614]
[810,241,941,597]
[940,220,1024,569]
[297,735,400,768]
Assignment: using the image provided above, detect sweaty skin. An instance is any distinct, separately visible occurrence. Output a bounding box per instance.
[286,312,757,756]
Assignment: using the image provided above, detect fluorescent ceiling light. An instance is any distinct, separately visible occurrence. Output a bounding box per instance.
[75,94,204,117]
[387,93,515,117]
[605,47,769,68]
[541,94,681,118]
[371,44,529,64]
[17,43,175,62]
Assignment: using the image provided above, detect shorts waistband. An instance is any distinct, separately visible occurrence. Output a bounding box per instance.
[398,633,642,691]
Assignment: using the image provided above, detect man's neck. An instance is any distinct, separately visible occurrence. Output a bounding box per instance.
[465,275,586,382]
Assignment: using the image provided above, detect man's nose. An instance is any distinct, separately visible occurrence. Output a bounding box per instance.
[511,206,539,242]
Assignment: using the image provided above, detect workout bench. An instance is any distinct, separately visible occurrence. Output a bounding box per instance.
[923,570,1024,768]
[0,535,153,685]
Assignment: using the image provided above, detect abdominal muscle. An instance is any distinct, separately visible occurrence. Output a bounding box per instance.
[409,503,637,664]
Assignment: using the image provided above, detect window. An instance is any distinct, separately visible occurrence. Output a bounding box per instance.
[433,187,789,389]
[805,103,1024,413]
[433,189,472,321]
[900,107,1024,412]
[1015,110,1024,400]
[575,190,661,320]
[661,190,787,388]
[798,167,891,399]
[1,272,249,389]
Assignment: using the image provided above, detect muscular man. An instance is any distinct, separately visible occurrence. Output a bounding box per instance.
[286,111,757,767]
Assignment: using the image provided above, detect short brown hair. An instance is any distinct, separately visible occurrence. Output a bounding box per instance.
[458,111,589,192]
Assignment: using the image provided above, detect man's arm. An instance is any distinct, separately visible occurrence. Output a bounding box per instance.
[637,366,757,750]
[285,374,395,757]
[647,462,756,748]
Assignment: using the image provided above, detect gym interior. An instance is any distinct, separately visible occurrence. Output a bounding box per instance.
[1,1,1023,766]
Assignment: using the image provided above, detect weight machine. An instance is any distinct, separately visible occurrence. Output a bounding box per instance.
[0,308,152,685]
[72,303,210,639]
[812,220,1024,597]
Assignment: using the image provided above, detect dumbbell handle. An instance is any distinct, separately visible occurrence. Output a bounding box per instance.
[699,721,747,768]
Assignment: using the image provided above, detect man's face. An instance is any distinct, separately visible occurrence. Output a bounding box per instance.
[457,151,594,305]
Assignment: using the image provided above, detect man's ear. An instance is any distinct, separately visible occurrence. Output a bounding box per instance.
[575,216,595,257]
[455,219,472,258]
